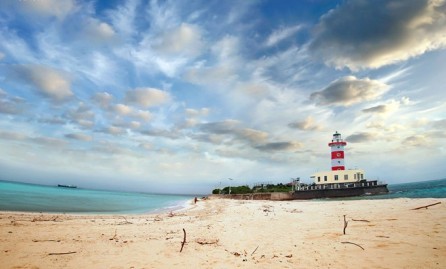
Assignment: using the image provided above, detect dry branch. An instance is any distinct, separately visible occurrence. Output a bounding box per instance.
[343,215,348,235]
[109,229,117,240]
[196,238,219,245]
[180,228,186,252]
[411,202,441,210]
[341,241,364,250]
[48,251,76,255]
[251,245,259,256]
[352,219,370,222]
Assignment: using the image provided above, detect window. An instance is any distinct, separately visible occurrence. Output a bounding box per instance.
[354,174,357,180]
[324,176,327,181]
[318,177,320,182]
[344,174,348,180]
[360,174,364,180]
[334,175,338,181]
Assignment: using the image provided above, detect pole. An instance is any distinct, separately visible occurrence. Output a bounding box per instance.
[228,178,233,194]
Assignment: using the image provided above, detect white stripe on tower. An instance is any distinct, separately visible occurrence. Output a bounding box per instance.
[328,131,347,171]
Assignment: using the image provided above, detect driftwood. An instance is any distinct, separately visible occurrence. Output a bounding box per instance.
[341,241,364,250]
[32,239,61,242]
[343,215,348,235]
[352,219,370,222]
[180,228,186,252]
[411,202,441,210]
[48,251,76,255]
[196,238,219,245]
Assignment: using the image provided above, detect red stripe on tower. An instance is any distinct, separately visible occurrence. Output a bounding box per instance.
[328,131,347,171]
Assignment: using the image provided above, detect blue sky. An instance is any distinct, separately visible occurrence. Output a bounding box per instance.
[0,0,445,194]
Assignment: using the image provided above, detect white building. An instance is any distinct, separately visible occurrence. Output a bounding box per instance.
[311,169,365,185]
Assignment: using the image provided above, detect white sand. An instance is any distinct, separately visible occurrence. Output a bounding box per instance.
[1,197,445,268]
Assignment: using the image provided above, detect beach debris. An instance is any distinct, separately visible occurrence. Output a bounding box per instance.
[195,238,219,245]
[411,201,441,210]
[109,229,118,241]
[32,239,61,242]
[341,241,365,250]
[117,216,132,225]
[48,251,77,255]
[180,228,186,252]
[251,245,259,256]
[285,254,293,258]
[352,219,370,222]
[343,215,349,235]
[32,216,60,222]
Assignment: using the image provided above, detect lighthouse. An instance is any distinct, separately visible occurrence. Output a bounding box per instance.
[328,131,347,171]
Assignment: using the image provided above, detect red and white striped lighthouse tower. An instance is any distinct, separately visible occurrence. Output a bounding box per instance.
[328,131,347,171]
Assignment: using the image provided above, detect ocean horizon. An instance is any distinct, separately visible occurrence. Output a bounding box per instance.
[0,180,195,214]
[0,178,445,214]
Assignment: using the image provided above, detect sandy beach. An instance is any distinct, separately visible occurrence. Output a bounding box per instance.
[1,197,445,269]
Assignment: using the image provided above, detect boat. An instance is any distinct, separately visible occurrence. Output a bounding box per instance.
[57,184,77,189]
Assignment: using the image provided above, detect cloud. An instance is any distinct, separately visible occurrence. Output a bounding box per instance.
[255,141,302,152]
[81,18,116,45]
[346,132,375,143]
[265,25,302,47]
[12,65,73,101]
[0,52,4,60]
[92,92,113,108]
[65,133,93,141]
[0,91,25,115]
[310,0,446,70]
[310,76,388,106]
[112,104,133,115]
[153,23,203,57]
[125,88,171,108]
[288,116,322,131]
[16,0,76,19]
[403,135,429,147]
[0,131,27,141]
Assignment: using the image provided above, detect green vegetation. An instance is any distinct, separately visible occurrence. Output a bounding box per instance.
[212,183,292,194]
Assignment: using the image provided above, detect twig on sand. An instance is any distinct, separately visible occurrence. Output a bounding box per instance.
[343,215,349,235]
[411,202,441,210]
[109,229,117,240]
[196,238,219,245]
[341,241,364,250]
[180,228,186,252]
[48,251,77,255]
[251,245,259,256]
[352,219,370,222]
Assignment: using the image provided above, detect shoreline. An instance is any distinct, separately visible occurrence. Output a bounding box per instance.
[1,197,445,268]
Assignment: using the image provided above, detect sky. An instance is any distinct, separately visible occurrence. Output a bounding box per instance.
[0,0,445,194]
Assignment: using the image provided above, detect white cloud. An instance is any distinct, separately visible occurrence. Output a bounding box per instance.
[310,76,388,106]
[288,116,322,131]
[265,25,302,47]
[125,88,171,108]
[18,0,76,19]
[12,65,73,101]
[112,104,133,116]
[81,18,116,44]
[153,23,203,57]
[310,0,446,70]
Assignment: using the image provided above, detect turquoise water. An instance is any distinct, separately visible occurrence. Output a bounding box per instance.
[0,181,194,214]
[1,179,444,214]
[334,178,446,200]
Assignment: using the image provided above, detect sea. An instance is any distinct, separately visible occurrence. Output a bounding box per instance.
[0,180,194,214]
[0,179,445,214]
